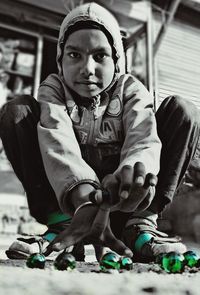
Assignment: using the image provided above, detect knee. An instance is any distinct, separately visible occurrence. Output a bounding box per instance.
[0,95,39,128]
[163,95,200,125]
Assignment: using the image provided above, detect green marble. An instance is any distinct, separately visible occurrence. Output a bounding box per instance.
[100,252,121,270]
[161,252,185,273]
[120,257,133,270]
[26,253,46,269]
[54,252,76,270]
[184,251,200,268]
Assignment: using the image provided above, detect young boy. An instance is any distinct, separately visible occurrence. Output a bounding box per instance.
[0,2,199,262]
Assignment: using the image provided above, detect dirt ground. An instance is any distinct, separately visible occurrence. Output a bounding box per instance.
[1,256,200,295]
[1,235,200,295]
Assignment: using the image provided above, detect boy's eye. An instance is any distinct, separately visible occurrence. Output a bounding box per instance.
[67,52,81,58]
[94,53,108,62]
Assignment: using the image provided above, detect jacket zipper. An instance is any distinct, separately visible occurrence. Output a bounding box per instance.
[87,96,100,144]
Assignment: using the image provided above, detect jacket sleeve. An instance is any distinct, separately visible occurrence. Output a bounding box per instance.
[114,75,161,177]
[37,77,100,214]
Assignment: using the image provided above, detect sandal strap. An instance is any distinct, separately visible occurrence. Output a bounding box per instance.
[17,236,46,253]
[17,231,58,244]
[17,236,43,244]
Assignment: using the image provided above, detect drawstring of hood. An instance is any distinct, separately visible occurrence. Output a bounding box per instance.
[91,95,101,120]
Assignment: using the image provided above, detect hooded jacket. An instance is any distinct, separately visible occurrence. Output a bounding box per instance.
[37,2,161,215]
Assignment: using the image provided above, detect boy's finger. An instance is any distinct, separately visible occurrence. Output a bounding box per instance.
[104,225,133,257]
[119,165,133,200]
[102,174,119,206]
[144,173,158,189]
[93,245,104,262]
[43,229,77,256]
[90,202,110,238]
[44,205,98,255]
[89,190,103,205]
[89,190,110,205]
[134,162,146,186]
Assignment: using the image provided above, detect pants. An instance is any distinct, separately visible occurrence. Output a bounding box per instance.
[0,95,199,229]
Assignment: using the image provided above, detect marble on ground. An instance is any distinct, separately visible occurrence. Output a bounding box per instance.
[1,232,200,295]
[1,253,200,295]
[1,152,200,294]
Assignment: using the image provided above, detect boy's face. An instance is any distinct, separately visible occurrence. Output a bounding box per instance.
[62,29,115,98]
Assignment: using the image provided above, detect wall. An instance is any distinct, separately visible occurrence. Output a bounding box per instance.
[154,15,200,109]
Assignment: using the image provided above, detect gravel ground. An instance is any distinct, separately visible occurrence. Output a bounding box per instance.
[1,240,200,295]
[1,258,200,295]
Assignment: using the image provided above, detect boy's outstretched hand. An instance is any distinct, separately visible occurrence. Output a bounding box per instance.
[94,162,158,213]
[44,199,133,258]
[44,161,156,257]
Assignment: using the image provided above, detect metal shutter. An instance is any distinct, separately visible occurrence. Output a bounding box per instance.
[154,19,200,109]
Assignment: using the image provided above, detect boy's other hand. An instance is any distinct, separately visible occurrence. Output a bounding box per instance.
[44,199,132,258]
[101,162,157,212]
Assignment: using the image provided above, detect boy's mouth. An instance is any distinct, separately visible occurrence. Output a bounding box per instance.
[76,80,98,85]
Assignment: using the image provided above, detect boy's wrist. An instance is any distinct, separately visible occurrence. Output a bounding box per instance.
[69,183,96,209]
[74,201,94,215]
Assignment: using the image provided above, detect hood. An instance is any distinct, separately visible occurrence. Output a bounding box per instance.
[56,2,125,84]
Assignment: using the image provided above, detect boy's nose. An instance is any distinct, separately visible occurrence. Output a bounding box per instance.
[80,56,95,77]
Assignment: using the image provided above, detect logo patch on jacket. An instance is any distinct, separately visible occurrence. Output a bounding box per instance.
[106,96,122,117]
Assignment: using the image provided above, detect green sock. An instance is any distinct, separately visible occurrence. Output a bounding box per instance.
[47,211,72,226]
[44,212,72,242]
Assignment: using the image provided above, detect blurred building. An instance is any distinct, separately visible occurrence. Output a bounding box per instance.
[153,0,200,109]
